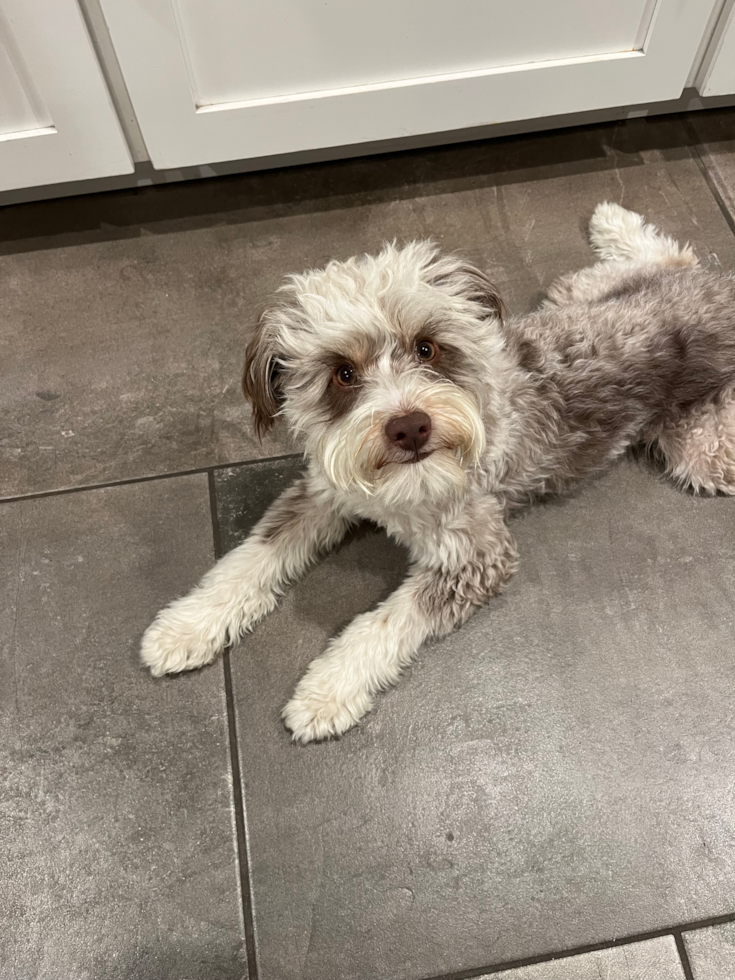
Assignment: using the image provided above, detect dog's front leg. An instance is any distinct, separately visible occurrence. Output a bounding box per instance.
[141,476,351,676]
[283,496,518,743]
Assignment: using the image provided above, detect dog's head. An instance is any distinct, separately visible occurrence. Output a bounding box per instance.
[243,242,511,504]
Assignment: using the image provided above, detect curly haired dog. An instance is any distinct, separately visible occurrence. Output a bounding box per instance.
[141,203,735,742]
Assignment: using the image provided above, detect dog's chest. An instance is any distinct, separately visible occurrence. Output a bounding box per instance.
[341,493,463,557]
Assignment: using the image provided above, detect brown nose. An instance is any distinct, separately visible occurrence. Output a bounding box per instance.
[385,411,432,452]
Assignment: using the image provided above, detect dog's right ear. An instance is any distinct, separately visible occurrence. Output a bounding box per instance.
[242,309,283,440]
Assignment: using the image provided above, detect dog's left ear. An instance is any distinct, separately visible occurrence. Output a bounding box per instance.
[242,309,284,440]
[428,256,505,323]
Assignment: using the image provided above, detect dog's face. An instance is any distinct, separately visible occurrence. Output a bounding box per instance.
[244,242,511,505]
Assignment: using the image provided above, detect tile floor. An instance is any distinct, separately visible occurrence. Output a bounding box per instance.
[3,109,735,980]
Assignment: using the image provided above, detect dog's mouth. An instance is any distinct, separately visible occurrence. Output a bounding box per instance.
[400,450,434,465]
[377,449,436,469]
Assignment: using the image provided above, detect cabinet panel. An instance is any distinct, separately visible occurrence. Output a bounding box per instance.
[0,22,51,136]
[102,0,719,171]
[700,1,735,96]
[173,0,655,106]
[0,0,131,192]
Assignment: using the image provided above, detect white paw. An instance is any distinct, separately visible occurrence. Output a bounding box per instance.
[282,672,373,743]
[140,604,223,677]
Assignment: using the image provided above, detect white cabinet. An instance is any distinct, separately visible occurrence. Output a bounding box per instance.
[0,0,132,192]
[0,0,731,196]
[100,0,719,170]
[699,2,735,96]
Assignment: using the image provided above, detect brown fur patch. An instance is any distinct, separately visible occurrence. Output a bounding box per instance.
[242,309,282,439]
[316,351,367,421]
[258,477,311,542]
[430,263,505,323]
[324,377,362,421]
[418,532,518,629]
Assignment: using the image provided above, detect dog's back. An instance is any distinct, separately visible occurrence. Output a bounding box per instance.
[498,266,735,499]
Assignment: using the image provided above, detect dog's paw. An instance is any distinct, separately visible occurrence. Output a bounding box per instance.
[140,605,222,677]
[282,671,373,743]
[282,691,365,743]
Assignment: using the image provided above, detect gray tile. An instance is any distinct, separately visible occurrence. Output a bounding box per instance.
[215,455,304,554]
[484,936,686,979]
[0,477,246,979]
[217,457,735,980]
[688,108,735,225]
[684,923,735,979]
[4,116,735,498]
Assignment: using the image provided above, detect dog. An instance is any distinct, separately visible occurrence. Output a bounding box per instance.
[140,203,735,743]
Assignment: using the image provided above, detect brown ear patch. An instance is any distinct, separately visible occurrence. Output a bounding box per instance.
[458,265,506,323]
[430,261,505,323]
[242,309,283,439]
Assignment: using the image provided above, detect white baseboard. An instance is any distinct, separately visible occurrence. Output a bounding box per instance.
[1,88,733,209]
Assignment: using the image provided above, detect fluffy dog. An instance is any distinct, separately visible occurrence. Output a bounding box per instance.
[141,203,735,742]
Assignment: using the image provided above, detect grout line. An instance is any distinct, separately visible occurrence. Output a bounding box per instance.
[0,452,302,506]
[223,648,260,980]
[679,910,735,933]
[209,471,259,979]
[674,930,695,980]
[416,912,735,980]
[215,451,302,471]
[683,123,735,239]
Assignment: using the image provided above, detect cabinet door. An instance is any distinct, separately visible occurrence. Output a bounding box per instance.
[101,0,717,171]
[699,2,735,96]
[0,0,132,192]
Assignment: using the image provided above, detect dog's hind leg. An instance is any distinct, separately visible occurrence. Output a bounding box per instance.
[543,203,697,309]
[543,262,640,307]
[651,396,735,495]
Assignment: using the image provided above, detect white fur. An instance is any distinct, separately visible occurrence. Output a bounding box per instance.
[282,573,433,742]
[589,201,696,266]
[141,483,350,676]
[141,204,733,742]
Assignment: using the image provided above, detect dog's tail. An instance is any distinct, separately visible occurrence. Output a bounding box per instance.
[588,202,697,268]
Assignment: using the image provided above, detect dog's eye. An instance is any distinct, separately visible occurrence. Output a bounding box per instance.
[334,364,357,387]
[416,340,438,362]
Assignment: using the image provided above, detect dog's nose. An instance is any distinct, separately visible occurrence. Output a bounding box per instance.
[385,411,432,452]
